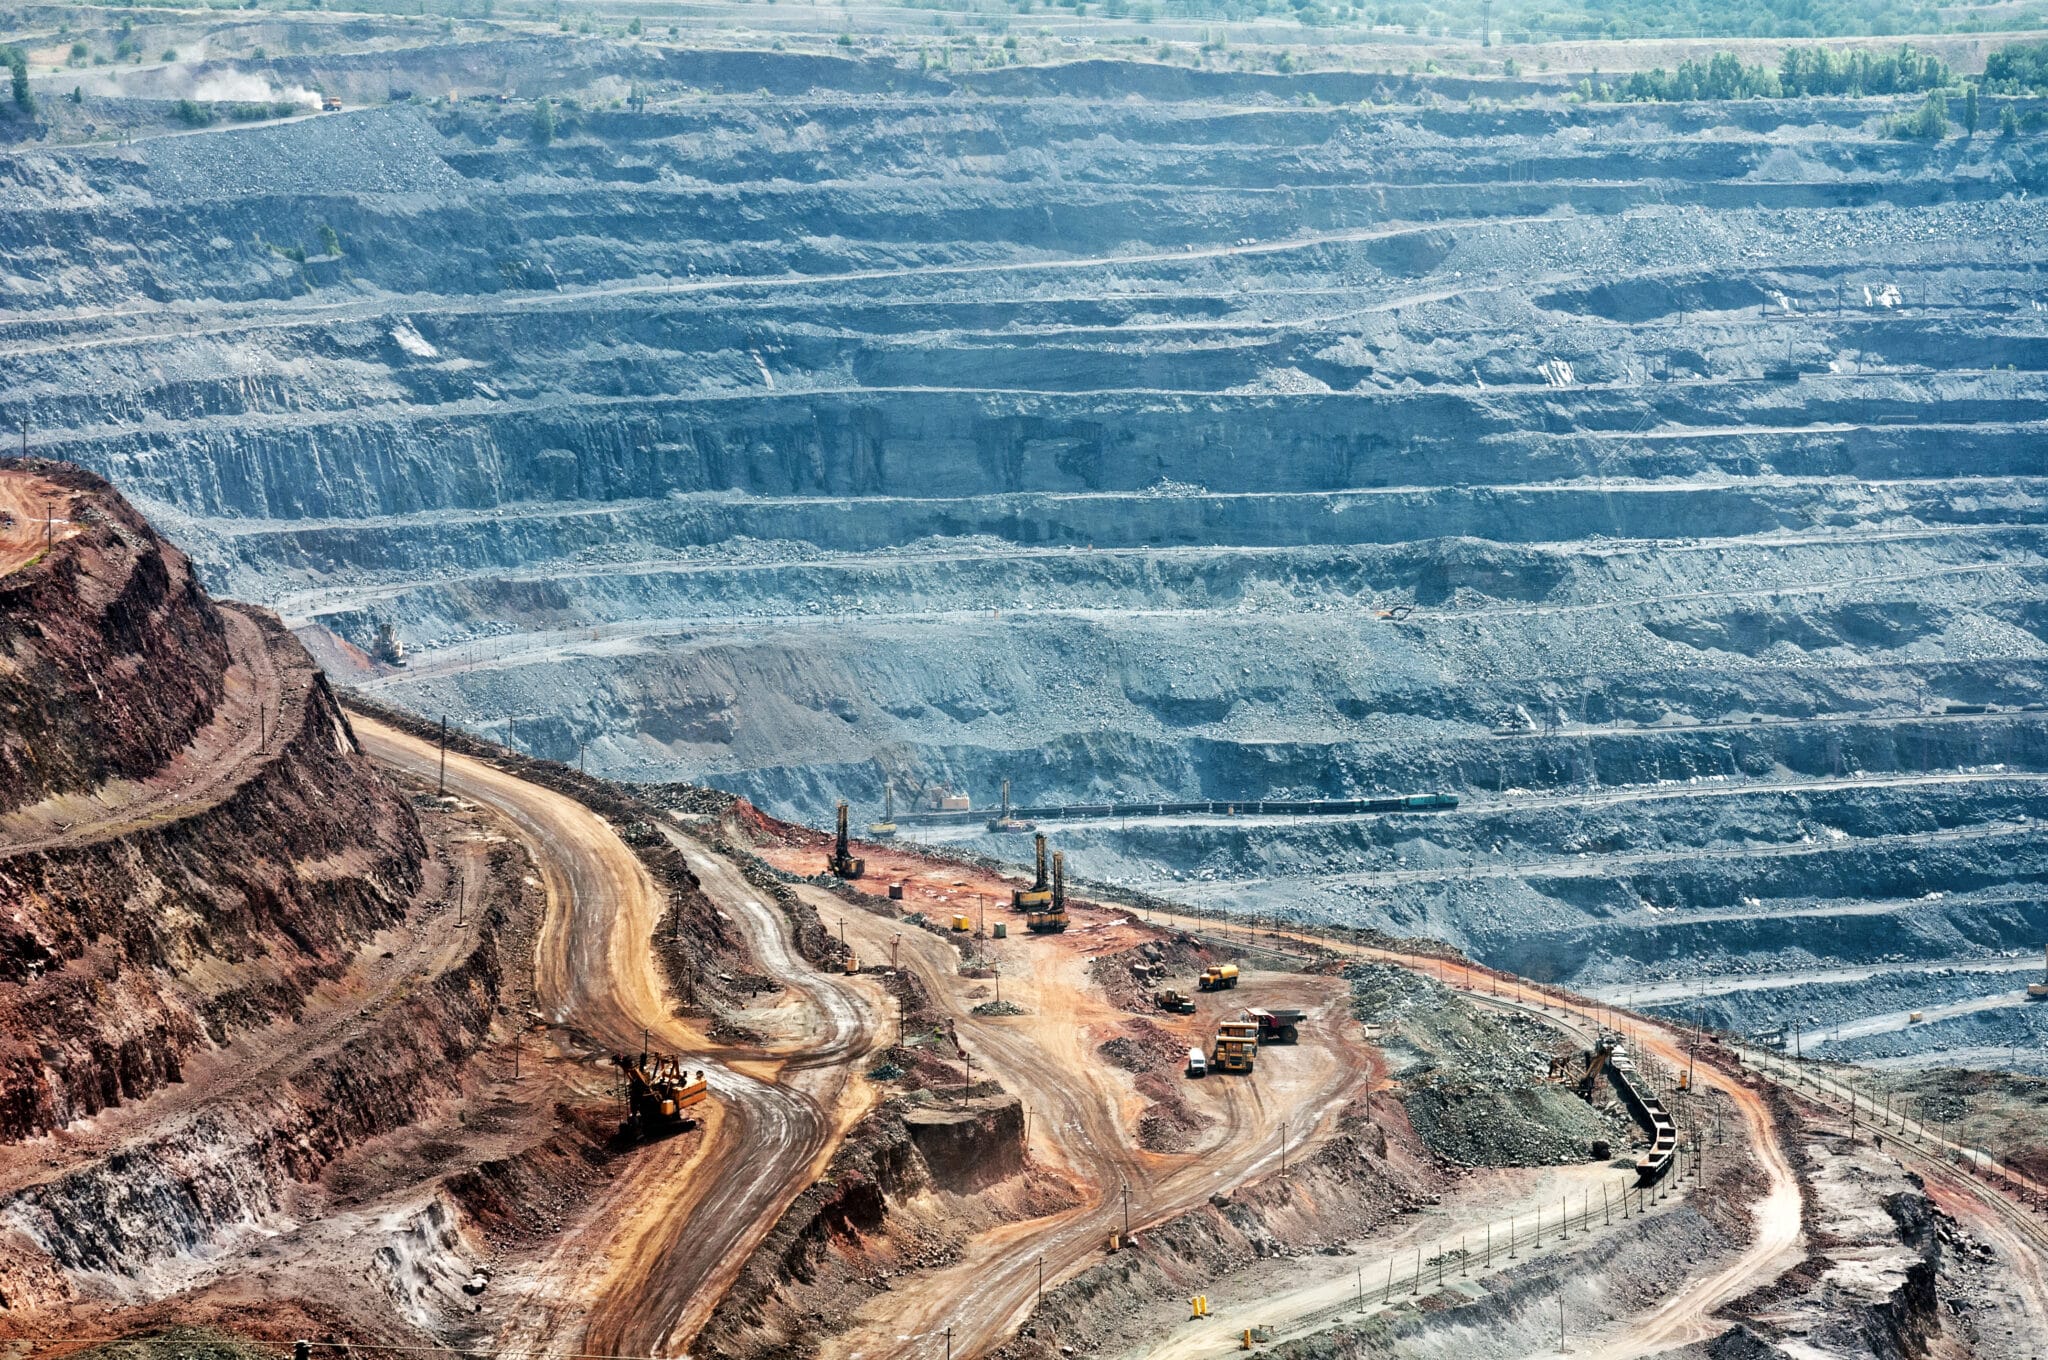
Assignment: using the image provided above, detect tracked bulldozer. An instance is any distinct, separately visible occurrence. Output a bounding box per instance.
[827,801,865,880]
[617,1052,708,1139]
[1012,834,1054,911]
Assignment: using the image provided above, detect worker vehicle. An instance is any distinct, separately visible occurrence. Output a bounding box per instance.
[844,952,860,975]
[1211,1020,1259,1074]
[1197,963,1240,992]
[1245,1007,1304,1044]
[1154,988,1196,1015]
[616,1052,708,1138]
[1026,851,1069,933]
[826,801,865,880]
[868,786,898,839]
[2029,944,2048,999]
[1012,834,1054,911]
[1186,1047,1207,1078]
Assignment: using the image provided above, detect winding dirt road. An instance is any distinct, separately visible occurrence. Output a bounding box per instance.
[353,718,880,1359]
[783,865,1371,1360]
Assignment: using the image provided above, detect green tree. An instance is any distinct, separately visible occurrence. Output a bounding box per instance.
[1965,83,1979,134]
[4,47,31,114]
[318,224,341,256]
[530,95,555,144]
[2001,103,2022,137]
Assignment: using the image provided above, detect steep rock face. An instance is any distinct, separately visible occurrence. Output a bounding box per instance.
[0,460,229,816]
[4,46,2046,1051]
[0,462,425,1144]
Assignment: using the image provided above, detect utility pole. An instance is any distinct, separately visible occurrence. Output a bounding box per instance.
[1121,1181,1132,1238]
[437,718,447,794]
[943,1325,953,1360]
[1280,1119,1289,1177]
[1038,1254,1045,1309]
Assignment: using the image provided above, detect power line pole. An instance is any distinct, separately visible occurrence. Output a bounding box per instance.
[438,716,448,794]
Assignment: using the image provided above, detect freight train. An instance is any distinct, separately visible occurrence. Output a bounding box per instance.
[895,792,1460,828]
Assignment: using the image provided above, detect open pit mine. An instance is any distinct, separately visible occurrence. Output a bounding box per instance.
[5,6,2048,1359]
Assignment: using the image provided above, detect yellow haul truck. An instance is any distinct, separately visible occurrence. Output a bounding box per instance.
[1211,1020,1259,1074]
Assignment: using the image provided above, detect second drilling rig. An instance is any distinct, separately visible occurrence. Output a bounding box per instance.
[827,800,866,879]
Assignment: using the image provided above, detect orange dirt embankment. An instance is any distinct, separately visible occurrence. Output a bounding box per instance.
[0,464,427,1147]
[0,459,230,818]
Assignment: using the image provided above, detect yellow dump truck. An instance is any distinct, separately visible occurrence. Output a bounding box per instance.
[1197,963,1240,992]
[1212,1020,1258,1074]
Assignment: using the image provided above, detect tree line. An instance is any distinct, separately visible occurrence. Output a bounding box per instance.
[1586,43,1952,102]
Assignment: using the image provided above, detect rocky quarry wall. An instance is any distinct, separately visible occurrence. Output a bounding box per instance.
[4,43,2046,1052]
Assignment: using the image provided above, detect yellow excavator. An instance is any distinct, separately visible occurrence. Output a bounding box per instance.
[617,1052,708,1138]
[827,801,865,880]
[1012,833,1054,911]
[1550,1034,1619,1101]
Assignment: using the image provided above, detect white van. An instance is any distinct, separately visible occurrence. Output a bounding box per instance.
[1186,1047,1207,1078]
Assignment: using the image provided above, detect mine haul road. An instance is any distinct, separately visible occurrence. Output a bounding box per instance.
[353,716,883,1359]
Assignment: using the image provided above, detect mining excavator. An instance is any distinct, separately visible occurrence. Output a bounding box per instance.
[1026,850,1069,933]
[1012,833,1054,911]
[827,800,865,880]
[617,1052,708,1139]
[1550,1034,1620,1101]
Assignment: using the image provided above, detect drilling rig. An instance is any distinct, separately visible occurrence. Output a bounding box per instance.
[986,778,1034,833]
[1012,833,1054,911]
[827,800,866,879]
[868,786,898,839]
[1027,850,1070,933]
[616,1052,709,1139]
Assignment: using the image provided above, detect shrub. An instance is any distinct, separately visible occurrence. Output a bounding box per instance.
[530,95,555,143]
[1891,90,1949,139]
[173,97,215,126]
